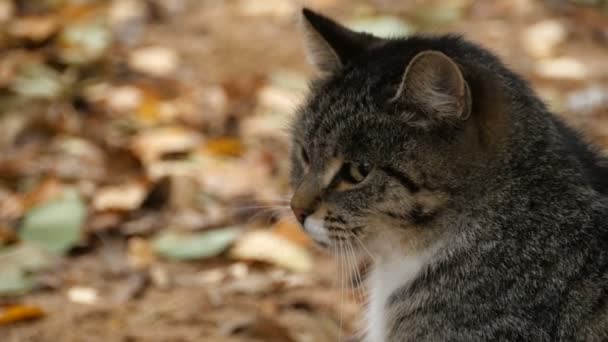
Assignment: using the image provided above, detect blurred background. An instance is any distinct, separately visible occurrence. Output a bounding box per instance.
[0,0,607,341]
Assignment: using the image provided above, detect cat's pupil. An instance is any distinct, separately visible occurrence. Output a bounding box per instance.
[300,146,310,165]
[344,162,371,183]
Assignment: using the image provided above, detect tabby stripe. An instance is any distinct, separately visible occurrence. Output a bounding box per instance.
[409,203,437,225]
[381,167,421,193]
[325,216,346,224]
[350,225,364,235]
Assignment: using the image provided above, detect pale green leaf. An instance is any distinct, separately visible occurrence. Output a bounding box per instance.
[11,64,63,99]
[0,243,55,296]
[153,228,240,261]
[19,190,86,254]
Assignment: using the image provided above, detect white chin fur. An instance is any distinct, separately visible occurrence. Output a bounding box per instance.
[303,217,331,245]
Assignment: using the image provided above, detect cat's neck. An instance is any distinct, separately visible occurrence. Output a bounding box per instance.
[366,240,444,342]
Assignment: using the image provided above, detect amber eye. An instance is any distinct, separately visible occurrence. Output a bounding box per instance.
[342,162,372,183]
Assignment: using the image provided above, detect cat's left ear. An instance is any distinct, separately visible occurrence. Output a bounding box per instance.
[301,8,379,75]
[392,50,471,125]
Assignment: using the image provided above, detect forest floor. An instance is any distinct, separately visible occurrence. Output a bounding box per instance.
[1,1,608,341]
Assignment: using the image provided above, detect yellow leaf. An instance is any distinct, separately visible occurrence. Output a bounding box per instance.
[0,305,45,325]
[136,90,162,123]
[200,137,244,157]
[230,230,313,272]
[272,218,311,247]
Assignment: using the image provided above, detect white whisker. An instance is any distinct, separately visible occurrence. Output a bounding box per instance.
[351,231,376,263]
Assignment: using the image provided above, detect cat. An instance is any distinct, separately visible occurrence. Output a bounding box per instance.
[289,8,608,342]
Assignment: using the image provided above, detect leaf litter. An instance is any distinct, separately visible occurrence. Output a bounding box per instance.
[1,0,608,341]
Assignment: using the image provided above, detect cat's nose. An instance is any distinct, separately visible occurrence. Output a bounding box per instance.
[291,206,311,224]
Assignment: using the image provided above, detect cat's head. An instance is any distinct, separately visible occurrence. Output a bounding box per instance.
[290,9,511,255]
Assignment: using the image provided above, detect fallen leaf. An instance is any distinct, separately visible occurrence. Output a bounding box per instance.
[20,177,63,210]
[57,20,111,64]
[168,175,200,210]
[127,236,156,270]
[0,305,45,325]
[272,219,311,247]
[0,0,15,23]
[535,57,588,80]
[93,182,146,211]
[19,189,86,254]
[10,63,64,99]
[135,88,164,123]
[0,267,34,296]
[104,84,143,113]
[200,137,244,157]
[566,86,608,114]
[0,225,17,246]
[414,2,466,27]
[224,273,275,295]
[522,20,567,59]
[113,272,149,303]
[128,46,179,78]
[8,15,59,42]
[237,0,295,18]
[348,16,411,37]
[131,126,202,163]
[108,0,148,46]
[0,243,56,296]
[149,265,171,290]
[230,230,313,272]
[67,286,99,305]
[240,110,290,143]
[153,227,241,261]
[0,190,24,222]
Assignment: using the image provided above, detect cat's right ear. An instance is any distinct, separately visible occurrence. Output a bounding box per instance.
[301,8,378,75]
[392,50,471,127]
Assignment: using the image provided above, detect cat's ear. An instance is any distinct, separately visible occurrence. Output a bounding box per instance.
[393,50,471,125]
[301,8,378,75]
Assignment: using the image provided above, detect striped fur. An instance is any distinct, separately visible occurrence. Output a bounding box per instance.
[290,8,608,342]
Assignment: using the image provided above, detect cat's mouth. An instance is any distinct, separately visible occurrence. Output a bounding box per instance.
[301,216,363,250]
[302,217,332,247]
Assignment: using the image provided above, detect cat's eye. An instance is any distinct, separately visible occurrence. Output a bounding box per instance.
[299,146,310,165]
[342,162,372,184]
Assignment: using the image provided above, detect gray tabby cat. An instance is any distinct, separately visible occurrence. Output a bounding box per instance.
[289,8,608,342]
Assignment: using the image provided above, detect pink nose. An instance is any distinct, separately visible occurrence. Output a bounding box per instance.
[291,206,309,224]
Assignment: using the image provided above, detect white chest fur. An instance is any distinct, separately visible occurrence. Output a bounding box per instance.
[365,253,429,342]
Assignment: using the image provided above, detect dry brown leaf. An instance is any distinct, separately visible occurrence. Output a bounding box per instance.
[127,236,156,270]
[21,177,63,210]
[521,20,566,59]
[112,272,149,303]
[8,15,59,42]
[0,190,24,221]
[131,126,202,163]
[58,3,105,22]
[92,182,146,212]
[0,0,15,23]
[0,224,16,245]
[0,304,45,325]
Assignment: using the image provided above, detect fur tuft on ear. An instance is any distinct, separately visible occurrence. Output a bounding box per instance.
[300,8,379,75]
[392,50,471,126]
